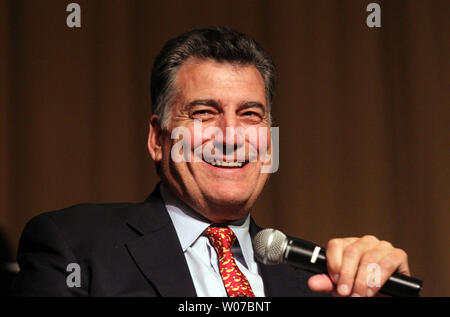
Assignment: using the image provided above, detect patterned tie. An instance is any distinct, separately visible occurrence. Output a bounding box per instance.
[205,226,255,297]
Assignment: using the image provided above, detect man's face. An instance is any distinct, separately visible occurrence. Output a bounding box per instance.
[149,58,271,222]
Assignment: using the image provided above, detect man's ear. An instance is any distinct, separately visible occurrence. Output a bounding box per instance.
[148,114,163,163]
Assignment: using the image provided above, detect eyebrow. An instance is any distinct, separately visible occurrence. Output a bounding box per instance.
[238,101,266,113]
[186,99,266,113]
[186,99,220,109]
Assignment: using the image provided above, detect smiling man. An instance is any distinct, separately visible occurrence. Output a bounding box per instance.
[149,58,271,223]
[12,27,411,297]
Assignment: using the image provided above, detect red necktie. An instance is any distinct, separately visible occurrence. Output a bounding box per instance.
[205,226,255,297]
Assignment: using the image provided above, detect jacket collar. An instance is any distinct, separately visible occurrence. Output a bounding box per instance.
[125,184,197,296]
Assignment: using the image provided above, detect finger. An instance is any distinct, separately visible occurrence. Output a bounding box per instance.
[337,235,379,296]
[308,274,334,293]
[365,248,409,297]
[351,240,392,297]
[391,248,410,276]
[326,237,358,285]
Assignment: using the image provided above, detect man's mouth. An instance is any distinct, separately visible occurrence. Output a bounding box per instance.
[202,159,249,168]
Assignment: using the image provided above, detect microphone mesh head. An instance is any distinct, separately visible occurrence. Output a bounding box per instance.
[253,228,287,265]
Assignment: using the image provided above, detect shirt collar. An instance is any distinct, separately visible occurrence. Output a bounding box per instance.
[160,184,254,266]
[160,184,210,252]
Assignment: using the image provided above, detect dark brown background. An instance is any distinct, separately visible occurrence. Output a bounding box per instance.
[0,0,448,296]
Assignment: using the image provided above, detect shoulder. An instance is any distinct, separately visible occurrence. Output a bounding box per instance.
[36,201,139,229]
[20,198,161,255]
[29,201,139,230]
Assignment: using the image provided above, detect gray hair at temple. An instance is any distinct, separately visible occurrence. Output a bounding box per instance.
[150,26,276,129]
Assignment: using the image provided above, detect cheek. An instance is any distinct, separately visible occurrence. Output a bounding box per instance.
[248,127,271,161]
[161,125,196,162]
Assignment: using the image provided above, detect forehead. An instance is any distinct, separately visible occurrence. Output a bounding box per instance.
[173,58,266,106]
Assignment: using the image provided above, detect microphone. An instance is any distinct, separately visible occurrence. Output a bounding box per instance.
[253,228,423,297]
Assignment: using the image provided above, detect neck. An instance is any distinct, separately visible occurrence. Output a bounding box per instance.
[160,182,250,223]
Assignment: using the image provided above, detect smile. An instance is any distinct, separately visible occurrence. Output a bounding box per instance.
[203,159,248,168]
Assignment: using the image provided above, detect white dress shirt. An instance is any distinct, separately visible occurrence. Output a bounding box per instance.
[160,184,265,297]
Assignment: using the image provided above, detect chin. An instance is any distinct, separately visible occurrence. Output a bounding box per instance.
[207,180,251,198]
[203,186,254,212]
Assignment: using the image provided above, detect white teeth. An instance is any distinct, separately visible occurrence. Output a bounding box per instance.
[208,161,243,168]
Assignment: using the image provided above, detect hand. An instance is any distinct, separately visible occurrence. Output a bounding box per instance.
[307,235,410,297]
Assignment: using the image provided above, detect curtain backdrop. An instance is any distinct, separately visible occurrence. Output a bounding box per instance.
[0,0,448,296]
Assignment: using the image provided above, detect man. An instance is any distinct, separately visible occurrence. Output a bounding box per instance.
[12,27,410,297]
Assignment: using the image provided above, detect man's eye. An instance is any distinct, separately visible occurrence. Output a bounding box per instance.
[193,110,211,115]
[190,109,216,120]
[242,111,263,120]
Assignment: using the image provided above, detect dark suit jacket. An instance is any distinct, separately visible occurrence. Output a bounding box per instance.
[12,186,324,297]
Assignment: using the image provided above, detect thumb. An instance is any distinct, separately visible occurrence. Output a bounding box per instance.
[308,274,334,293]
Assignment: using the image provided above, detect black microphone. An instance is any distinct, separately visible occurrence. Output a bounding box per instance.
[253,228,423,297]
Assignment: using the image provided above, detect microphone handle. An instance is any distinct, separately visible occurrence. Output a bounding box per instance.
[284,239,423,297]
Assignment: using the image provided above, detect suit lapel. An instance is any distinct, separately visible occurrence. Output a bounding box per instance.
[125,186,197,297]
[258,259,315,296]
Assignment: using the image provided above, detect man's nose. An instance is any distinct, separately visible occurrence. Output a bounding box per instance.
[218,111,239,131]
[211,112,244,157]
[217,112,242,145]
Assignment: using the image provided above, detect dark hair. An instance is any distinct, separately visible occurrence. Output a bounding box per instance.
[150,26,276,128]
